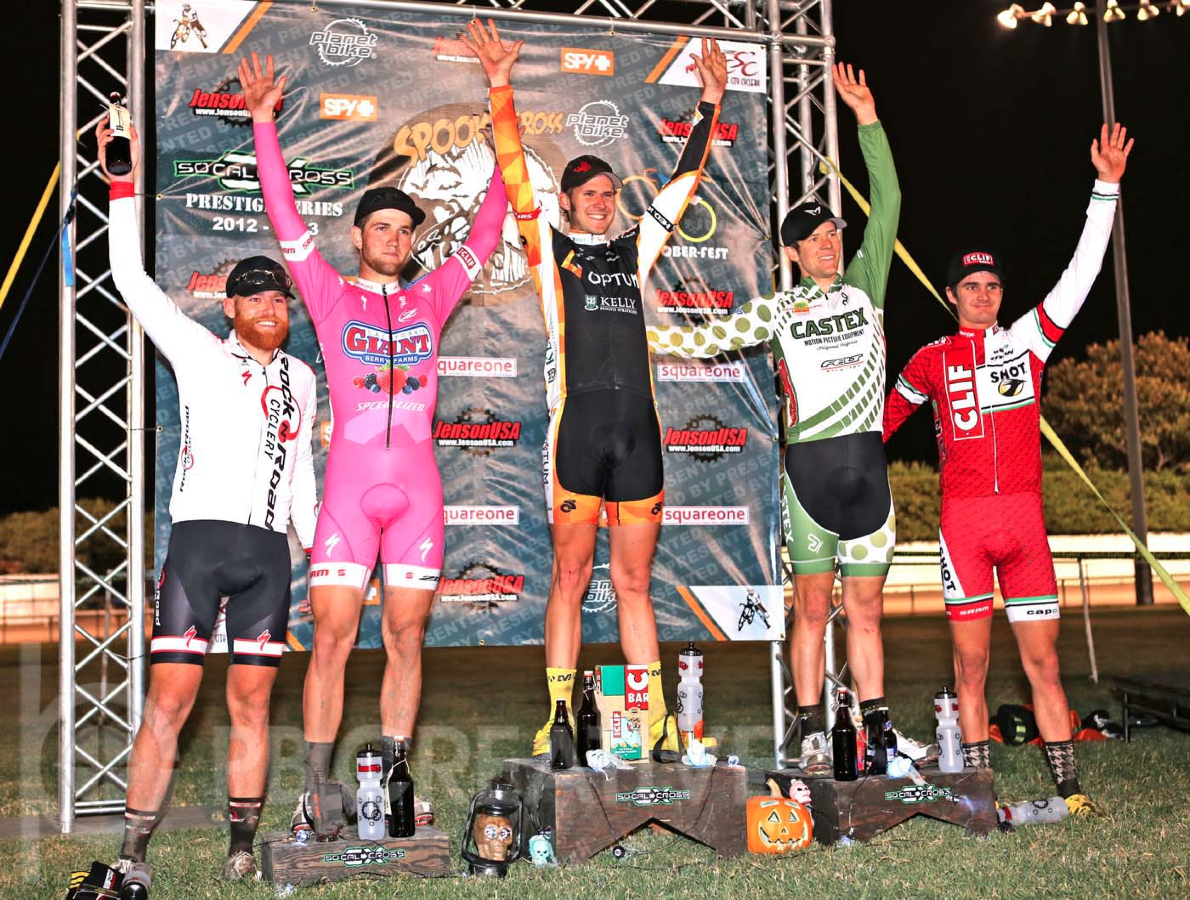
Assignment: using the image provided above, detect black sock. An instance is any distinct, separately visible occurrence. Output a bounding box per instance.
[798,705,825,736]
[120,807,159,863]
[304,741,334,793]
[1044,739,1081,796]
[228,796,263,856]
[961,740,991,770]
[860,696,889,726]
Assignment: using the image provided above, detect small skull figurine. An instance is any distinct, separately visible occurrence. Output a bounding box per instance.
[528,833,556,867]
[473,813,514,861]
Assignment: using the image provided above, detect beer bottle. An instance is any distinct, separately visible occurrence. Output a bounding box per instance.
[549,699,576,770]
[576,671,602,763]
[831,689,858,782]
[386,741,416,838]
[106,93,133,176]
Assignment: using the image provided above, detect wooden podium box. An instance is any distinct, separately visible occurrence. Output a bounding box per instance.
[259,827,451,884]
[764,765,998,844]
[503,757,747,865]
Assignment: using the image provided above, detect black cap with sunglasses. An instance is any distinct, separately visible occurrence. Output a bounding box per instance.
[225,256,294,299]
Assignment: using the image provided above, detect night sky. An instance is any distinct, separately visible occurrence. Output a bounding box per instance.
[1,2,1186,514]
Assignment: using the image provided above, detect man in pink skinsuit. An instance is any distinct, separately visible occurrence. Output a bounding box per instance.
[242,53,507,835]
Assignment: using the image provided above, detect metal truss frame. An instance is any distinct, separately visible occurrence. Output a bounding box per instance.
[57,0,839,830]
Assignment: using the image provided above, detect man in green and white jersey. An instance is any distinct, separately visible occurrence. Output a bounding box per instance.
[648,63,903,774]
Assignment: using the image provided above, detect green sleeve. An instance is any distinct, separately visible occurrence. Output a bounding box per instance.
[647,294,779,359]
[843,121,901,310]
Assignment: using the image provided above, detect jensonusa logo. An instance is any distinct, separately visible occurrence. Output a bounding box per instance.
[657,117,739,147]
[663,414,747,462]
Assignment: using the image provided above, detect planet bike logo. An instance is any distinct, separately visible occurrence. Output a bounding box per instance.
[663,414,748,462]
[567,100,629,148]
[186,267,230,299]
[188,78,282,125]
[437,562,524,606]
[657,115,739,148]
[320,93,378,122]
[433,407,522,453]
[310,17,377,68]
[561,47,615,76]
[657,362,747,383]
[943,346,984,440]
[656,289,734,316]
[884,784,953,805]
[583,562,617,613]
[614,787,691,807]
[322,846,406,867]
[342,320,433,367]
[173,151,354,195]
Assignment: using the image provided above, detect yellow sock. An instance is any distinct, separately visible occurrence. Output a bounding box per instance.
[546,667,576,719]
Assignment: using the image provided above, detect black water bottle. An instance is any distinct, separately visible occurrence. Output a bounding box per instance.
[106,93,133,176]
[576,670,602,763]
[386,741,415,837]
[832,689,858,782]
[550,699,576,769]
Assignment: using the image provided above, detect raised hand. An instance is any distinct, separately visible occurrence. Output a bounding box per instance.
[237,51,287,123]
[689,38,728,106]
[460,18,523,89]
[1091,123,1133,184]
[833,62,877,126]
[95,119,139,182]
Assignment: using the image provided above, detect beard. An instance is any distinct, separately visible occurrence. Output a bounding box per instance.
[236,314,288,352]
[361,247,410,279]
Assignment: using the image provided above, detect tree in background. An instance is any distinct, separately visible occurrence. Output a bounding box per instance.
[1043,331,1190,473]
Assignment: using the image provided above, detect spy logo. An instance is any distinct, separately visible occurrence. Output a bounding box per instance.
[419,538,434,562]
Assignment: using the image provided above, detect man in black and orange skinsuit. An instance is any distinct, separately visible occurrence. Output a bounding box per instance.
[462,19,726,755]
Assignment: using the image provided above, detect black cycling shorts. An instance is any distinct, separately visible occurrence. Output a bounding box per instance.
[150,520,291,667]
[781,431,896,577]
[544,389,664,526]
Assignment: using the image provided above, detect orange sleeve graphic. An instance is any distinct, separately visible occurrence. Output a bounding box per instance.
[489,86,544,274]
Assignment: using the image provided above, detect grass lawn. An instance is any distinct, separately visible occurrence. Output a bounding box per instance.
[3,606,1188,899]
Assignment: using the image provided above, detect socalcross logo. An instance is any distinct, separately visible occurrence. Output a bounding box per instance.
[614,787,692,807]
[310,18,377,68]
[884,784,953,805]
[342,321,432,367]
[321,846,407,867]
[174,151,354,194]
[943,345,984,440]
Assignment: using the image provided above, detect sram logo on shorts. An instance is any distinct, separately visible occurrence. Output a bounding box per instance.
[342,321,432,366]
[561,47,615,75]
[943,345,984,440]
[320,93,378,121]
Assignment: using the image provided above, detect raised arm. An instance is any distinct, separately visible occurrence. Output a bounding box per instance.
[646,293,777,359]
[428,160,508,323]
[638,39,726,274]
[831,63,900,310]
[242,52,343,324]
[97,120,217,367]
[1009,123,1131,362]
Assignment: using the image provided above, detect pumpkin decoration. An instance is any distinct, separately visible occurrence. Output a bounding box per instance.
[746,780,814,854]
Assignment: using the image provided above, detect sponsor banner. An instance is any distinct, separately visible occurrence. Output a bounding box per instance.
[155,8,777,648]
[679,585,784,640]
[649,38,767,94]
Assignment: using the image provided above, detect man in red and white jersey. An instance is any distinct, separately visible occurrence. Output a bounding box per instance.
[884,124,1133,816]
[96,121,318,892]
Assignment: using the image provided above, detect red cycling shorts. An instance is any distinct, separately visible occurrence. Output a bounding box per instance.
[938,492,1059,624]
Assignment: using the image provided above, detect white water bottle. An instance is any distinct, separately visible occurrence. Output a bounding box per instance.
[676,641,704,742]
[355,743,386,840]
[934,686,963,773]
[997,797,1069,827]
